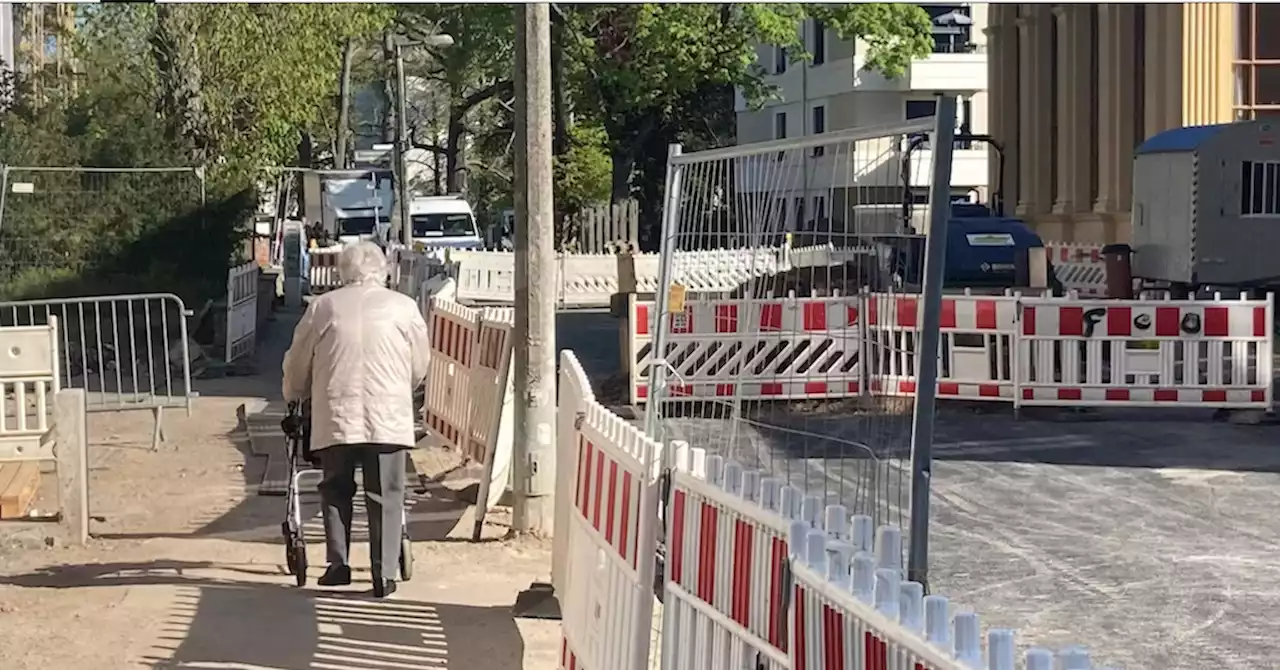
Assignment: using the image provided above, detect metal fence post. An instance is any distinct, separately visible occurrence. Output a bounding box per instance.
[906,95,958,592]
[642,143,685,447]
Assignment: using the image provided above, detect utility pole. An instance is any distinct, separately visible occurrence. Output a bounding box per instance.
[511,2,555,536]
[906,94,958,593]
[394,44,412,248]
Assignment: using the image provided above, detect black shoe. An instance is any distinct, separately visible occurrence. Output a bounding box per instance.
[373,579,398,599]
[317,564,352,586]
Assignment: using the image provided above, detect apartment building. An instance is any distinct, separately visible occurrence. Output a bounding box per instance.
[734,5,989,230]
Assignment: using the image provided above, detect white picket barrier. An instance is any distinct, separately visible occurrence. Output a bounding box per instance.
[628,291,1275,411]
[421,297,479,453]
[0,318,61,462]
[557,350,662,670]
[308,247,344,292]
[225,261,259,363]
[467,307,516,537]
[662,446,1107,669]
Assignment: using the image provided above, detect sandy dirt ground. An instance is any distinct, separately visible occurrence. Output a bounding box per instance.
[0,311,561,670]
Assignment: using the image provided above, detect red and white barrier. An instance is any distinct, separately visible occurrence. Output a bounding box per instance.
[1044,241,1106,297]
[663,450,1108,669]
[1018,296,1273,407]
[419,297,516,524]
[628,292,1275,411]
[557,351,662,670]
[308,247,343,292]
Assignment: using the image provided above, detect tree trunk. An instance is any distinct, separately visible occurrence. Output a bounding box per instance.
[610,150,634,203]
[551,11,569,156]
[446,108,468,194]
[380,31,396,144]
[152,6,210,164]
[335,38,355,170]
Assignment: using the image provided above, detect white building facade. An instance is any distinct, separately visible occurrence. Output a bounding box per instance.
[734,5,990,228]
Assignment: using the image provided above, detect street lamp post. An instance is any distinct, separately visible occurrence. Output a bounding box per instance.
[394,33,454,248]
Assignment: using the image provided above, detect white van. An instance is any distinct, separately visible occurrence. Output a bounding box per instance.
[409,194,482,250]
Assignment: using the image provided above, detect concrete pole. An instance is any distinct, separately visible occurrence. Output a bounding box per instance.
[512,2,556,535]
[395,44,412,248]
[905,94,958,592]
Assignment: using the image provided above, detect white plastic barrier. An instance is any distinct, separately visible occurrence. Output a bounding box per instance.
[557,350,662,670]
[0,318,61,461]
[663,447,1106,669]
[629,292,1274,411]
[225,261,259,363]
[1045,241,1106,297]
[308,247,343,292]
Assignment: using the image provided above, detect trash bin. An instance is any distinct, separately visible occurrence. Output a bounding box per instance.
[1101,243,1133,299]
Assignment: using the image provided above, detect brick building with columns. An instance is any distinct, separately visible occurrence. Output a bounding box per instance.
[986,3,1265,245]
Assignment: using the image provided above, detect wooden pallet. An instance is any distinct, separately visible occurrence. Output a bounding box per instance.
[0,462,41,519]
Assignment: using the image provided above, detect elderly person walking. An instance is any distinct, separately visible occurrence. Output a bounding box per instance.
[282,241,430,598]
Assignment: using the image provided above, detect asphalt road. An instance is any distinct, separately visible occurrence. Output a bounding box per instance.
[558,309,1280,669]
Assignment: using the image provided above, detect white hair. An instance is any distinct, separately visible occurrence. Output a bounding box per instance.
[338,241,388,286]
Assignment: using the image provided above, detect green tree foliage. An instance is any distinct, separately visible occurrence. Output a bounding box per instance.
[562,3,935,203]
[0,4,394,301]
[554,124,612,215]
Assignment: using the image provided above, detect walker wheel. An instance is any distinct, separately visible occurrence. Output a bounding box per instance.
[399,536,414,581]
[290,540,308,587]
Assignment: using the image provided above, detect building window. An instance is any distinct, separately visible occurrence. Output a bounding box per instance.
[811,20,827,66]
[775,198,788,227]
[774,111,787,140]
[812,195,827,230]
[905,99,936,120]
[794,196,805,230]
[1241,160,1280,216]
[774,46,788,74]
[811,105,826,156]
[923,5,973,54]
[1234,4,1280,119]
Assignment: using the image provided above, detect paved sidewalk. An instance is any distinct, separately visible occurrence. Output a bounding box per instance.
[0,308,560,670]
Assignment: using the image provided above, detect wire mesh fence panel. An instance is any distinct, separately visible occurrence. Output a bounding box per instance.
[0,166,206,298]
[643,118,947,558]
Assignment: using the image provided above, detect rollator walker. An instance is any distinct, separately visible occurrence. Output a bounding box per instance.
[279,400,414,587]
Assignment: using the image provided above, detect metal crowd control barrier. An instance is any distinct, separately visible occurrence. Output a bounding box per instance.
[0,294,196,451]
[626,291,1274,412]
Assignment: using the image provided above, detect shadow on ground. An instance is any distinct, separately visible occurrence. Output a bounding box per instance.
[0,560,524,670]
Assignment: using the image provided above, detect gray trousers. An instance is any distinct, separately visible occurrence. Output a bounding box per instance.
[317,444,408,580]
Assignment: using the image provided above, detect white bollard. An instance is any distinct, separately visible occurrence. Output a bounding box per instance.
[986,630,1016,670]
[805,529,828,573]
[780,486,803,520]
[952,612,982,668]
[873,568,901,619]
[788,520,810,561]
[851,515,874,553]
[1058,647,1091,669]
[759,477,781,512]
[898,581,925,634]
[850,552,876,604]
[741,469,760,503]
[1023,648,1054,670]
[802,495,823,528]
[690,447,707,479]
[826,541,854,589]
[923,595,951,652]
[706,455,725,487]
[723,460,743,495]
[824,504,849,541]
[875,525,903,573]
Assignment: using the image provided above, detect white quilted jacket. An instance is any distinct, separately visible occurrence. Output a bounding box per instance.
[282,281,431,450]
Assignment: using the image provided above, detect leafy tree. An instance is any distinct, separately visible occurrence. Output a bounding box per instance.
[399,4,516,194]
[563,3,936,203]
